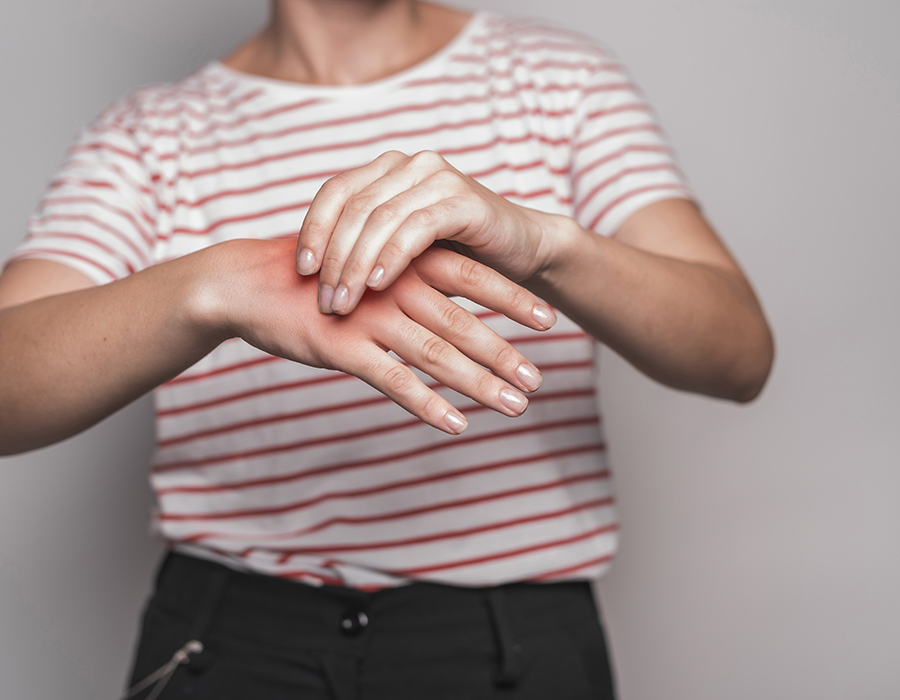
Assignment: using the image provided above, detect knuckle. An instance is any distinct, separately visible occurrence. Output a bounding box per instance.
[370,201,403,228]
[381,237,411,263]
[382,364,416,396]
[420,335,452,367]
[406,207,440,231]
[340,255,369,281]
[470,369,498,398]
[431,168,460,189]
[457,257,489,289]
[489,341,518,372]
[302,216,330,242]
[410,150,445,170]
[438,301,472,335]
[382,150,409,164]
[345,193,376,219]
[322,174,354,200]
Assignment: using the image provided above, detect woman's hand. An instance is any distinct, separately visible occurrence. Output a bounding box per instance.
[215,239,557,435]
[295,150,553,315]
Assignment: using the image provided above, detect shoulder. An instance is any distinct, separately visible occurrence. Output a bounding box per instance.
[84,64,262,143]
[470,13,621,77]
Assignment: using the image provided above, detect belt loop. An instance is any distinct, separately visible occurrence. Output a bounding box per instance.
[485,586,525,687]
[184,566,231,673]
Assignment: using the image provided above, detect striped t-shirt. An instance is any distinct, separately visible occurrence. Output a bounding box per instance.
[9,13,693,588]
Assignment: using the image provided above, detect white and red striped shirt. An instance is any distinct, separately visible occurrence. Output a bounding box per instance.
[9,13,693,588]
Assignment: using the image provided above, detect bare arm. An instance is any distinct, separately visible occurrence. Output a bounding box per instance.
[0,241,555,455]
[528,198,774,401]
[295,152,774,402]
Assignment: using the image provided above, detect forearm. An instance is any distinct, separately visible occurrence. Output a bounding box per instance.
[0,249,226,455]
[528,213,774,401]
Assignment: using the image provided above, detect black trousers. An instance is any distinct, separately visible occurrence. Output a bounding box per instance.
[127,552,617,699]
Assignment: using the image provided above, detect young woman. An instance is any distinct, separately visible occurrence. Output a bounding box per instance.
[0,1,773,697]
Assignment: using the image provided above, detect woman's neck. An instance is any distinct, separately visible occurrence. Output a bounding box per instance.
[224,0,471,86]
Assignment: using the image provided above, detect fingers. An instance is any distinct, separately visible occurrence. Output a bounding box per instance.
[296,150,408,278]
[317,167,439,313]
[412,248,558,332]
[345,347,470,435]
[300,150,476,316]
[396,281,546,397]
[378,312,533,420]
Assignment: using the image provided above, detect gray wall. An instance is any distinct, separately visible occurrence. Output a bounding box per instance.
[1,1,898,698]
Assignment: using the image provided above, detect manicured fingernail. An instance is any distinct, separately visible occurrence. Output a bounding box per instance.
[499,388,528,415]
[516,363,542,392]
[332,284,349,313]
[367,265,385,289]
[532,304,557,329]
[297,248,316,275]
[444,410,468,434]
[319,284,334,313]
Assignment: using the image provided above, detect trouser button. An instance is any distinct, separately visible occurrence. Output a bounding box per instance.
[339,609,369,636]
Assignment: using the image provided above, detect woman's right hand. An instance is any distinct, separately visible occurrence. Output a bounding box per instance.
[208,239,557,434]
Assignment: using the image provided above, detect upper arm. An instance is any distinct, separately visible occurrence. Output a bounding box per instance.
[613,198,748,280]
[0,259,96,311]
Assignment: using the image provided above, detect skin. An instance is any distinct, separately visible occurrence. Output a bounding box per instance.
[0,0,774,454]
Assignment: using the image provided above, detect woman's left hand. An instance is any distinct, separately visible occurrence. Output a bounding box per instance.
[295,150,552,314]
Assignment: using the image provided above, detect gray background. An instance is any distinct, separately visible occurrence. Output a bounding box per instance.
[1,1,898,698]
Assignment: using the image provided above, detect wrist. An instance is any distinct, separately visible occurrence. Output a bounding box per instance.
[527,212,592,292]
[178,240,243,344]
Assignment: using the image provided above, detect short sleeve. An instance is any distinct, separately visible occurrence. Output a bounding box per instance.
[570,54,695,237]
[5,103,160,285]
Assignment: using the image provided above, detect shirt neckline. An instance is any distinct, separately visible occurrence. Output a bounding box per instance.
[209,12,488,98]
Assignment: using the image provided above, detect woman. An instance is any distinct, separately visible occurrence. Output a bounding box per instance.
[0,1,773,697]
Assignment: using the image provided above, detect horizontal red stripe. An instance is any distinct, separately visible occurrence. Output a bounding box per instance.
[165,354,281,386]
[575,163,682,217]
[575,123,661,153]
[24,231,130,269]
[168,198,313,238]
[572,144,673,184]
[43,193,155,239]
[157,357,591,420]
[175,167,342,209]
[161,330,587,397]
[588,184,690,231]
[154,410,598,484]
[6,248,117,281]
[159,371,351,417]
[64,157,158,207]
[403,59,621,88]
[159,437,604,521]
[152,405,596,474]
[273,494,614,557]
[141,96,323,141]
[175,104,574,181]
[158,386,594,449]
[187,450,607,542]
[70,140,142,163]
[458,40,606,62]
[530,553,615,581]
[117,86,264,123]
[29,215,141,271]
[48,176,115,192]
[390,522,619,576]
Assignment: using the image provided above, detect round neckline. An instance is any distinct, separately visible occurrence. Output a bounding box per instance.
[211,12,487,97]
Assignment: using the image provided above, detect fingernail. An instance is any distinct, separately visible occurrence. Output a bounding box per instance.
[444,410,468,434]
[516,363,542,392]
[367,265,385,289]
[319,284,334,313]
[297,248,316,275]
[499,388,528,415]
[332,284,350,313]
[532,304,557,329]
